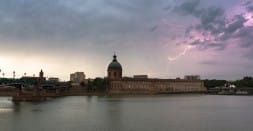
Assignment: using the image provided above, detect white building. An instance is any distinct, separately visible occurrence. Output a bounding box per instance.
[70,72,85,86]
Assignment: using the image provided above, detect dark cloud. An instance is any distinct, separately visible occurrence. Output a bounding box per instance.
[150,25,159,32]
[244,1,253,12]
[190,39,226,51]
[174,0,253,54]
[246,5,253,11]
[174,0,202,17]
[163,5,172,11]
[234,26,253,48]
[0,0,84,40]
[243,1,252,6]
[0,0,164,46]
[225,15,246,34]
[199,7,225,29]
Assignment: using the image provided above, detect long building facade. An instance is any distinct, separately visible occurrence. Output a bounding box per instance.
[109,78,206,94]
[107,54,207,94]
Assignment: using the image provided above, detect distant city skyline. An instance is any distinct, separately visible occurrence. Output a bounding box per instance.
[0,0,253,80]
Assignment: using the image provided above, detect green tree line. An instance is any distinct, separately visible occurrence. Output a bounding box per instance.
[204,76,253,89]
[84,78,108,92]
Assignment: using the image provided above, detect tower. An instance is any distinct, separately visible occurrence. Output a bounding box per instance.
[107,54,122,80]
[39,69,44,79]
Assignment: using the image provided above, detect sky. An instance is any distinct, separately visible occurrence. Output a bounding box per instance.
[0,0,253,81]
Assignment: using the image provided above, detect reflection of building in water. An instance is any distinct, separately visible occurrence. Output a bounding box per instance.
[107,54,206,94]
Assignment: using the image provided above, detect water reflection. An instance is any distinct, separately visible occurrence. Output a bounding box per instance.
[0,95,253,131]
[0,108,13,112]
[13,102,21,112]
[0,97,14,113]
[103,96,123,130]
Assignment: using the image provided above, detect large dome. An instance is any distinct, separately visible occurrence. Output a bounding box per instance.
[107,54,122,70]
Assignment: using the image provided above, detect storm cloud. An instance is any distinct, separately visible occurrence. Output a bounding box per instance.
[174,0,253,52]
[0,0,165,46]
[0,0,253,80]
[244,1,253,12]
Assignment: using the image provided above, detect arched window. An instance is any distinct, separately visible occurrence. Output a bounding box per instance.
[114,72,117,77]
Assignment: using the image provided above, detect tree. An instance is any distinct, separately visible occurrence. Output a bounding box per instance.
[80,81,86,87]
[243,76,253,81]
[234,76,253,88]
[86,79,93,92]
[93,78,106,91]
[85,78,108,92]
[204,79,227,89]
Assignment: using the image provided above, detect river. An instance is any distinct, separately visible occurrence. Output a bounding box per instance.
[0,95,253,131]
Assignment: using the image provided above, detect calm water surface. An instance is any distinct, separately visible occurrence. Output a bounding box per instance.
[0,95,253,131]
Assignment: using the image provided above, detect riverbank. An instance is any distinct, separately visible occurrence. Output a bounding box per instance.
[0,90,207,97]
